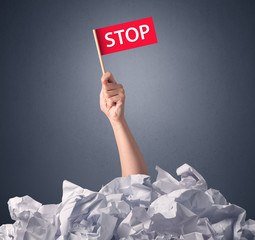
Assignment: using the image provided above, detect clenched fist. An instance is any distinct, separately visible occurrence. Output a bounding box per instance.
[100,72,125,124]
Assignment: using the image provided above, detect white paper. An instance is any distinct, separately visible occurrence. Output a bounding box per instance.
[1,164,254,239]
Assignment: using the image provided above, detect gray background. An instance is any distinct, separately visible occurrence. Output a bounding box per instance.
[1,0,255,224]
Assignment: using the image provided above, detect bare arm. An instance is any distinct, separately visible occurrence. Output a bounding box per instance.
[99,72,148,177]
[110,118,148,177]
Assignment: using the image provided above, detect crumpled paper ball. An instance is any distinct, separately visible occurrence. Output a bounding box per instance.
[0,163,254,240]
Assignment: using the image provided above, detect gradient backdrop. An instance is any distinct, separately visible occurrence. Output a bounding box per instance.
[1,1,255,224]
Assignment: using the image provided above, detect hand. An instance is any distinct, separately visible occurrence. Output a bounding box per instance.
[100,72,125,124]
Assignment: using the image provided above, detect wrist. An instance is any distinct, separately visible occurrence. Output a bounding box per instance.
[110,117,127,131]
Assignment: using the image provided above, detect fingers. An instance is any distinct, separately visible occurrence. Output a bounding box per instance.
[101,84,123,99]
[102,84,125,103]
[101,72,117,86]
[100,71,125,110]
[106,94,125,107]
[104,83,123,91]
[104,87,125,98]
[101,72,120,92]
[105,88,125,107]
[101,72,124,96]
[111,94,125,102]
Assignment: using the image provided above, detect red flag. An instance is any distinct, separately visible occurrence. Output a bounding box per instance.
[94,17,157,55]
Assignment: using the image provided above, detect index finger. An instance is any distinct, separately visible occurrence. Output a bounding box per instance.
[103,83,123,91]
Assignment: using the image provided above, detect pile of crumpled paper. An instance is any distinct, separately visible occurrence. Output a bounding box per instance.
[0,163,255,240]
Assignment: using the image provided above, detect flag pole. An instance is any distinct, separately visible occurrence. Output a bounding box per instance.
[93,29,106,74]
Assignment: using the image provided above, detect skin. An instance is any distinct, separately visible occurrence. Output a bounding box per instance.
[100,72,149,177]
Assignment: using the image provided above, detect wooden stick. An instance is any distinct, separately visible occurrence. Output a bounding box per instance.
[93,29,106,74]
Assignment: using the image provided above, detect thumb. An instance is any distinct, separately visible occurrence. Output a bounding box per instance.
[101,72,116,85]
[101,75,108,86]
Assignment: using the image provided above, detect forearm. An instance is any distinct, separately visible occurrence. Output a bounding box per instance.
[110,118,148,177]
[100,72,148,177]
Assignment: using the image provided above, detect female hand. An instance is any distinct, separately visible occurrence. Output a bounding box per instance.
[100,72,125,124]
